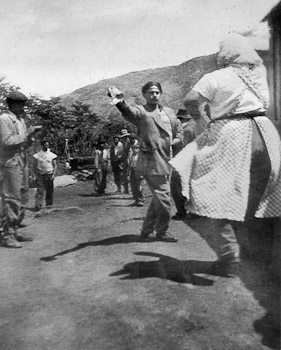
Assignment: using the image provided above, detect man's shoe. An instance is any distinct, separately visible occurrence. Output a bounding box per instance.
[18,223,27,228]
[15,234,33,242]
[139,232,154,242]
[156,232,178,243]
[172,213,186,220]
[135,202,144,207]
[129,202,137,207]
[1,236,22,248]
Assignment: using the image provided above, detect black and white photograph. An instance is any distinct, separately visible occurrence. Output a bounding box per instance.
[0,1,280,349]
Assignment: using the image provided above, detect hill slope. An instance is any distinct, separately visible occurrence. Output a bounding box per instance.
[60,50,270,116]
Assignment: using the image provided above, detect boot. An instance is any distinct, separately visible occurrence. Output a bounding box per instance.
[1,235,22,248]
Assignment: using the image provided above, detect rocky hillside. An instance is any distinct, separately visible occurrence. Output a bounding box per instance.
[60,50,270,116]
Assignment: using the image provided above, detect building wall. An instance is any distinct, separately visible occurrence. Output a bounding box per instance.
[266,4,281,134]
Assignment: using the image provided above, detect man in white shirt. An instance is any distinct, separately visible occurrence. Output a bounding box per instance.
[33,140,57,211]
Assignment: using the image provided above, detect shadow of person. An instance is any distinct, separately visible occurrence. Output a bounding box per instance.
[40,234,142,262]
[184,216,280,349]
[78,193,108,197]
[110,252,217,286]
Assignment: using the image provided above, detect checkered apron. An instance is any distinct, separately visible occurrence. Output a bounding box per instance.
[170,116,281,221]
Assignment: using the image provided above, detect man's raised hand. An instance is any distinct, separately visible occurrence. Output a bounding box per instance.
[107,86,124,105]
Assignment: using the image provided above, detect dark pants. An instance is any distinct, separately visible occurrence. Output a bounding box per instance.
[122,164,130,194]
[35,173,54,209]
[130,168,144,204]
[111,162,122,191]
[95,164,108,194]
[171,169,186,216]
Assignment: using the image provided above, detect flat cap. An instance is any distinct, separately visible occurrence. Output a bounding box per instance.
[6,91,28,102]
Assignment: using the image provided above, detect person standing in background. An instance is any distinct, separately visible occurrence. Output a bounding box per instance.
[94,138,109,195]
[127,133,144,207]
[33,139,57,211]
[110,135,124,193]
[0,91,40,248]
[171,109,197,220]
[120,129,131,194]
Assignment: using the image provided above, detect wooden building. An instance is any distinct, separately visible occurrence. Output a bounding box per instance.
[263,1,281,133]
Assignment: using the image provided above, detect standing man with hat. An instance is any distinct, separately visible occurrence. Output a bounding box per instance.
[0,91,40,248]
[120,129,131,194]
[107,82,183,242]
[110,135,124,193]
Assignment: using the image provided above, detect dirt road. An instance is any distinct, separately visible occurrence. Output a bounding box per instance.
[0,180,279,350]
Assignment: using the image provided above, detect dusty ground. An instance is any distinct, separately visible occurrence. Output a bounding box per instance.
[0,177,280,350]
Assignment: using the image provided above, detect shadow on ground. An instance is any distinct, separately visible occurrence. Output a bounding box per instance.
[40,234,144,262]
[110,252,220,286]
[184,216,280,350]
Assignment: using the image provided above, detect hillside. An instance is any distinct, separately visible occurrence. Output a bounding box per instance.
[59,50,270,116]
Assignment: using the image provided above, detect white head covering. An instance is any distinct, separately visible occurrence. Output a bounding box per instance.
[217,33,263,67]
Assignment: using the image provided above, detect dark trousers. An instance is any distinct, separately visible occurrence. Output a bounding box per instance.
[111,162,122,191]
[171,169,186,216]
[130,168,144,204]
[122,164,130,193]
[95,165,108,194]
[35,173,54,209]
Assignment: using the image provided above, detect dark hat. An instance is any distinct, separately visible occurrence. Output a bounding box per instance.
[176,108,192,120]
[6,91,28,102]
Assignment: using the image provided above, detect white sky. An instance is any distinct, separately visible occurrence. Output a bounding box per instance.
[0,0,278,99]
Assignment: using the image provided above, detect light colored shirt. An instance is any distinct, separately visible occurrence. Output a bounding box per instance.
[160,110,173,158]
[33,149,57,174]
[193,66,269,119]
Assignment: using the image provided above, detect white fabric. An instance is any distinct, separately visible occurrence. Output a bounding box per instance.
[217,33,263,67]
[33,149,57,174]
[128,140,139,168]
[193,66,269,119]
[170,116,281,221]
[54,175,77,188]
